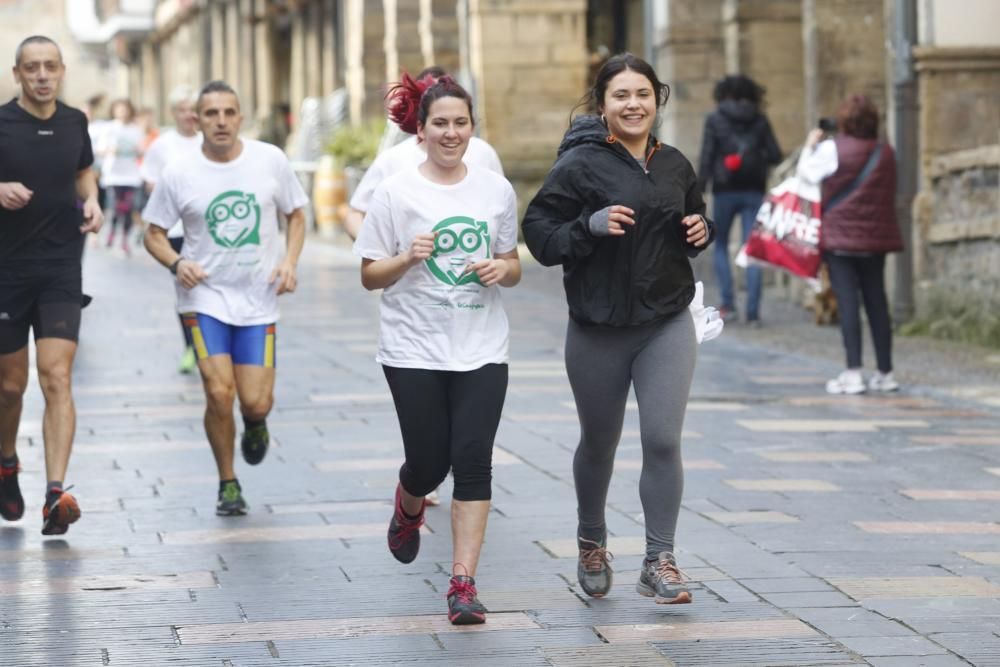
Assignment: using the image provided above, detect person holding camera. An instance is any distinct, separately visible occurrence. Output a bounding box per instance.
[796,95,903,394]
[697,75,782,325]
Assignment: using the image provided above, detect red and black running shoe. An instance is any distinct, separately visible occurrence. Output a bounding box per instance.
[447,574,487,625]
[387,484,424,564]
[41,488,81,536]
[0,463,24,521]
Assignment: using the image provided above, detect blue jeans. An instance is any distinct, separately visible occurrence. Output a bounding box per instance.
[712,190,764,320]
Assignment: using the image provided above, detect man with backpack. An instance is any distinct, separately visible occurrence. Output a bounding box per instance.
[698,75,782,325]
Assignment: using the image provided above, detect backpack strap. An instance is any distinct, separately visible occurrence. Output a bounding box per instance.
[823,143,883,213]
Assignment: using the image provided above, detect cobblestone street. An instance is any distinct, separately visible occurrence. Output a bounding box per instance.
[2,238,999,666]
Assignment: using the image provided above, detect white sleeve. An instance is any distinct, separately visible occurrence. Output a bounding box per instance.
[139,137,165,184]
[494,181,518,255]
[795,139,838,184]
[142,171,180,230]
[468,139,504,177]
[276,153,311,215]
[348,153,389,212]
[352,185,397,261]
[483,143,504,177]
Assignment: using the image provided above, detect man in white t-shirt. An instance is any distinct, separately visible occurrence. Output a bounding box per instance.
[342,67,504,241]
[140,84,203,374]
[142,81,309,516]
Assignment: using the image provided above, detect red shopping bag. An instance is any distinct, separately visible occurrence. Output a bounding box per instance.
[738,176,822,281]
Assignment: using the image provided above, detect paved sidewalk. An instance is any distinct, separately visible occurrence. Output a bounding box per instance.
[1,239,999,666]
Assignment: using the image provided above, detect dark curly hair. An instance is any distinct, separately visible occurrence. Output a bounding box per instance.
[712,74,765,104]
[836,94,879,139]
[385,73,473,135]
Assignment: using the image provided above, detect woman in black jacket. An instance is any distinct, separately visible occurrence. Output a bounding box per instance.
[698,75,782,324]
[522,53,712,606]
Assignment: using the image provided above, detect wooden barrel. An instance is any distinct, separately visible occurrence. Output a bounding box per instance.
[313,155,346,233]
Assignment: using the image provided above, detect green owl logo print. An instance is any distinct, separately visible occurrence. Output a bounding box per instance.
[205,190,261,248]
[426,216,491,287]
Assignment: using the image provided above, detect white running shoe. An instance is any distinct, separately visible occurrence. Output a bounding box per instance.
[868,372,900,392]
[826,369,866,395]
[425,489,441,507]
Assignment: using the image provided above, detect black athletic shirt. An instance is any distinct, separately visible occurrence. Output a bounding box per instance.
[0,99,93,264]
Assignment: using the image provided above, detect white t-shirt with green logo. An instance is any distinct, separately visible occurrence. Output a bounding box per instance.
[142,139,310,326]
[349,136,503,213]
[353,164,518,371]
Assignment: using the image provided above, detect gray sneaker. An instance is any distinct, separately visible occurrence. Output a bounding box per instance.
[636,551,692,604]
[577,537,613,597]
[216,480,248,516]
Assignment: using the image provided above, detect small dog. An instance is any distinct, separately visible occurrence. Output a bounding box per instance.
[813,263,839,325]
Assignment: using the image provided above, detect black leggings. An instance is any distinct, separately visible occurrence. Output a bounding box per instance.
[382,363,508,502]
[825,252,893,373]
[108,186,139,236]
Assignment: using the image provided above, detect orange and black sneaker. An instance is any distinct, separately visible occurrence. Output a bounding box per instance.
[41,488,81,536]
[0,462,24,521]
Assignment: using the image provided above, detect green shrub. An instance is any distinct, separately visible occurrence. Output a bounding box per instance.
[325,121,385,168]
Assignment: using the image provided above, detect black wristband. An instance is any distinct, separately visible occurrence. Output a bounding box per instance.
[169,258,184,275]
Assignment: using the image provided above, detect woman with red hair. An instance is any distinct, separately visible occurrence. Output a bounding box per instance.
[353,74,521,625]
[797,95,903,394]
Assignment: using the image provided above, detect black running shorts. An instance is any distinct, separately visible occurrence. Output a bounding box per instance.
[0,261,83,354]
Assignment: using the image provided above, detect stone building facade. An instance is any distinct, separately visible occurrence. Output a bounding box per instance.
[62,0,999,342]
[82,0,589,194]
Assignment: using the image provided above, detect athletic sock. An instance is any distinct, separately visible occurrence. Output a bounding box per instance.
[0,455,17,469]
[400,505,423,521]
[219,478,240,491]
[242,416,266,431]
[45,481,64,505]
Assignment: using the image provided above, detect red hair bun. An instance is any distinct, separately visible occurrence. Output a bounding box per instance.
[385,72,435,134]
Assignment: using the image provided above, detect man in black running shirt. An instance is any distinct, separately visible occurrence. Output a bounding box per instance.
[0,36,103,536]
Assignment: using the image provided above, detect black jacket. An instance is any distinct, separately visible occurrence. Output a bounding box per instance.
[697,99,782,193]
[522,116,713,327]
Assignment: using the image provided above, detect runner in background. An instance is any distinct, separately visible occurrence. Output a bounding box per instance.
[140,85,202,374]
[97,99,144,255]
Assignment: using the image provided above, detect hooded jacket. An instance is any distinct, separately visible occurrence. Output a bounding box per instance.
[522,115,713,328]
[697,99,782,193]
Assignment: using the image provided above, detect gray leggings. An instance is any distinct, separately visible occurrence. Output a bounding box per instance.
[565,310,697,561]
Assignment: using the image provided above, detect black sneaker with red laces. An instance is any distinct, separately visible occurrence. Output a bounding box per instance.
[0,462,24,521]
[387,484,425,564]
[447,574,487,625]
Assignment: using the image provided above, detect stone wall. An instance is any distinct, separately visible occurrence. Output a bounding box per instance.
[724,0,804,153]
[807,0,886,121]
[909,145,1000,346]
[651,0,726,164]
[914,47,1000,162]
[467,0,588,188]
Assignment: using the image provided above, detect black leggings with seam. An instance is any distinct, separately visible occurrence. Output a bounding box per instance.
[382,363,508,502]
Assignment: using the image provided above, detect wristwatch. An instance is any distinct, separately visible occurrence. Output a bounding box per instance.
[169,258,184,275]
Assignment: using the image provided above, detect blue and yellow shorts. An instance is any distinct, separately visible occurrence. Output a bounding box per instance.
[182,312,276,368]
